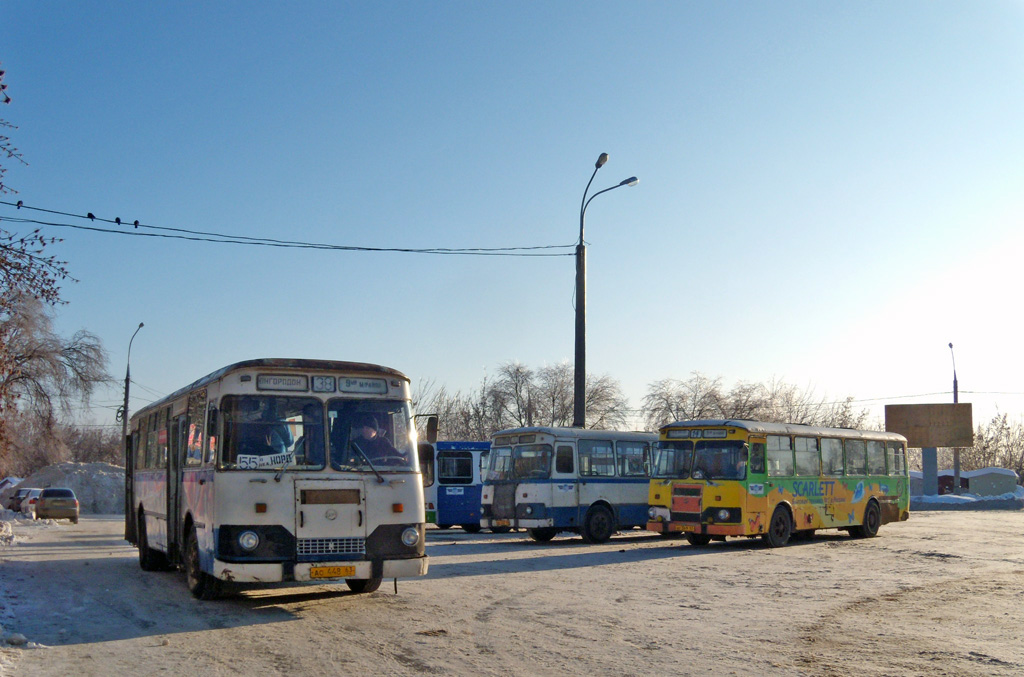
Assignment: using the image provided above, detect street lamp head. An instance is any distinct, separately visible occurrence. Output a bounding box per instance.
[138,322,145,329]
[949,342,953,350]
[595,153,609,169]
[620,176,639,187]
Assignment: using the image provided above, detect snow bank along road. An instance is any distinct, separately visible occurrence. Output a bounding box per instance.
[2,512,1023,676]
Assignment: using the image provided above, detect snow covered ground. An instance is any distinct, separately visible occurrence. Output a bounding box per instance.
[912,484,1024,511]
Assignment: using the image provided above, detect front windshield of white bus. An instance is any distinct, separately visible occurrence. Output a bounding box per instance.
[327,399,418,472]
[487,444,552,481]
[220,395,325,470]
[652,440,694,478]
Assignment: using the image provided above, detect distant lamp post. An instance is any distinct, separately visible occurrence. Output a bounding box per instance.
[949,342,958,404]
[121,322,143,540]
[949,341,961,495]
[573,153,638,428]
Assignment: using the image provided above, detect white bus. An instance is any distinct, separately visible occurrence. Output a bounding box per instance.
[480,426,657,543]
[125,359,431,599]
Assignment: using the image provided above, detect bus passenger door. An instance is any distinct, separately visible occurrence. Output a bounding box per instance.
[548,443,578,528]
[744,439,769,535]
[166,415,186,559]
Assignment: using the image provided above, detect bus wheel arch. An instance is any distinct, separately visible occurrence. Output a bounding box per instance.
[852,499,881,538]
[581,503,616,544]
[763,503,793,548]
[185,524,224,600]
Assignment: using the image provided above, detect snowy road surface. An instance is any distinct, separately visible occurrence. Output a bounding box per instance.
[2,512,1023,676]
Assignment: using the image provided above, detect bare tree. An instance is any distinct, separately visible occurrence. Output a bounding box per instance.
[642,372,725,430]
[0,294,110,474]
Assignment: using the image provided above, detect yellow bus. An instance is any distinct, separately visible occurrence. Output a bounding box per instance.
[647,419,909,547]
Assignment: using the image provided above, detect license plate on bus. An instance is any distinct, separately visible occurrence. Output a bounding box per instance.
[492,519,510,527]
[675,524,696,533]
[310,565,356,579]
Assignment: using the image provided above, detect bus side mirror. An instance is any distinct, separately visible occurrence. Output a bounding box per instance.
[426,416,438,444]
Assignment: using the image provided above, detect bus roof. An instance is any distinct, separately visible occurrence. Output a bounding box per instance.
[491,426,657,442]
[132,358,410,420]
[659,419,907,443]
[435,441,491,451]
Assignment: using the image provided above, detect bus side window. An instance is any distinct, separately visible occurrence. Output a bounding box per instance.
[766,435,794,477]
[821,438,843,476]
[205,407,218,464]
[555,446,574,474]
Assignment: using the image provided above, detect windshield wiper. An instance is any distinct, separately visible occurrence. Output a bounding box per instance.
[349,440,387,484]
[273,453,294,482]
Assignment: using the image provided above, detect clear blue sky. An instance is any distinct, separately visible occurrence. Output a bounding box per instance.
[3,1,1023,430]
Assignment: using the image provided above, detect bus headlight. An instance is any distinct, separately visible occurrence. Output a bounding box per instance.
[716,509,730,521]
[648,507,659,520]
[238,530,260,551]
[401,527,420,547]
[524,506,533,515]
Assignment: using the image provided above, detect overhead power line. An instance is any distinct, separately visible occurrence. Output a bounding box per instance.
[0,200,576,257]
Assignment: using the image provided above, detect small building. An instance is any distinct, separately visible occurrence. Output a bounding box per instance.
[911,468,1019,496]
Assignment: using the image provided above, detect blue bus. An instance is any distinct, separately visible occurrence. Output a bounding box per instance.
[480,427,657,543]
[420,441,494,532]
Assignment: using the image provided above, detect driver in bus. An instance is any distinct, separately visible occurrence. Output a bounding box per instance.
[348,413,407,466]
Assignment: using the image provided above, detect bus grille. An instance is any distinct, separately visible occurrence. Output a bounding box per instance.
[297,538,366,556]
[671,512,702,523]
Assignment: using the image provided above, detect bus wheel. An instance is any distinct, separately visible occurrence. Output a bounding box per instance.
[138,511,169,572]
[436,524,453,530]
[852,500,881,538]
[185,526,223,600]
[685,533,711,546]
[763,506,792,548]
[529,528,558,543]
[490,526,512,534]
[581,506,615,544]
[346,577,382,593]
[461,524,482,534]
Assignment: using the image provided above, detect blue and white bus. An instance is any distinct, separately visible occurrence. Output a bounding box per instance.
[419,441,492,532]
[480,427,657,543]
[126,359,432,599]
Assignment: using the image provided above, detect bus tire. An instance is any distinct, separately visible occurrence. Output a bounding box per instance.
[852,500,881,538]
[763,506,792,548]
[461,524,482,534]
[138,510,169,572]
[581,505,615,544]
[528,528,558,542]
[346,577,382,593]
[436,524,453,530]
[685,533,711,546]
[185,526,223,600]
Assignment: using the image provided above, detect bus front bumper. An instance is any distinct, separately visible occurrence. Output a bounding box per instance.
[647,521,748,536]
[483,517,553,529]
[215,556,429,583]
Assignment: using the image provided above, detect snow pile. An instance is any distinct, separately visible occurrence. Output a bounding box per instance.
[2,462,125,515]
[912,485,1024,511]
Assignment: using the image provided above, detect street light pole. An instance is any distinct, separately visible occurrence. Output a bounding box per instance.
[121,322,143,539]
[949,342,961,495]
[949,342,958,404]
[573,153,638,428]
